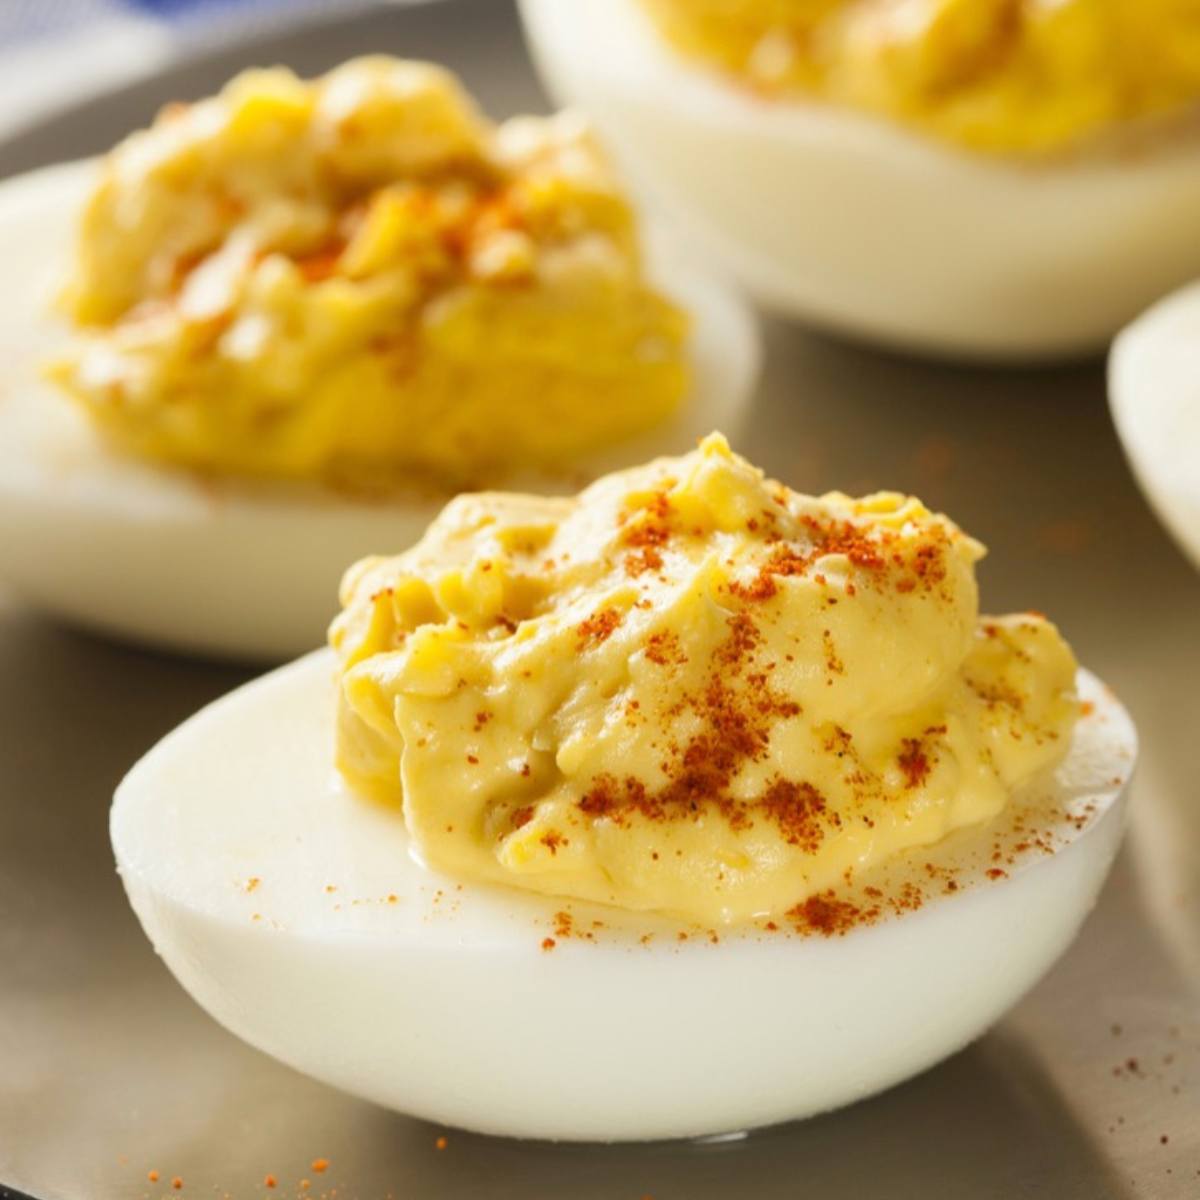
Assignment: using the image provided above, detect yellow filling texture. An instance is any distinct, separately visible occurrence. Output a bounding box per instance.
[638,0,1200,156]
[51,57,688,487]
[331,434,1079,925]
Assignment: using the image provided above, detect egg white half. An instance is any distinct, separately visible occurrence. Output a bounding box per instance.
[520,0,1200,361]
[0,161,760,661]
[111,649,1134,1142]
[1109,281,1200,571]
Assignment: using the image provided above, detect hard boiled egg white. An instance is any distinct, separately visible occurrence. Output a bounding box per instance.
[111,649,1135,1142]
[519,0,1200,362]
[1109,281,1200,570]
[0,161,760,661]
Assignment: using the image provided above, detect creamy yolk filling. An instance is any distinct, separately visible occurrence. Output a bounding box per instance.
[330,434,1079,925]
[637,0,1200,157]
[50,56,688,488]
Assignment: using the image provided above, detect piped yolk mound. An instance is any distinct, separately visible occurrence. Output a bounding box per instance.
[50,57,688,488]
[638,0,1200,157]
[330,434,1079,925]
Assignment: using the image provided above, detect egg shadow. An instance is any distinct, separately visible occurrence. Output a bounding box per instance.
[1126,692,1200,992]
[362,1031,1130,1200]
[0,604,251,981]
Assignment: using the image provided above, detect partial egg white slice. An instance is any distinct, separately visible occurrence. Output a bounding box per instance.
[1109,282,1200,570]
[112,649,1135,1142]
[520,0,1200,361]
[0,161,760,661]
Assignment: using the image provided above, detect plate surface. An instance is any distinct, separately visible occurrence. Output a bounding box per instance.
[1,2,1198,1197]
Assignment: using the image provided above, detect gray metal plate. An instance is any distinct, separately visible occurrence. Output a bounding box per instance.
[0,2,1197,1196]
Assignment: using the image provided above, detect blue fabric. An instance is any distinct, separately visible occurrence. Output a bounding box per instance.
[129,0,241,10]
[124,0,305,20]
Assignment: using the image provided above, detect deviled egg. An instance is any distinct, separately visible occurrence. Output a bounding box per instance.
[0,57,759,661]
[1109,282,1200,570]
[113,435,1136,1141]
[520,0,1200,360]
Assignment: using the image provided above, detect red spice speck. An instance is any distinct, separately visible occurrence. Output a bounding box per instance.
[788,892,864,937]
[728,572,778,602]
[540,831,566,855]
[577,607,622,647]
[296,243,345,283]
[898,738,931,788]
[644,630,685,666]
[625,547,663,576]
[541,937,556,951]
[759,779,827,851]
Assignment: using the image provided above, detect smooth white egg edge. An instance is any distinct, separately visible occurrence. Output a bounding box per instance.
[111,649,1135,1140]
[1109,282,1200,570]
[0,160,760,661]
[520,0,1200,359]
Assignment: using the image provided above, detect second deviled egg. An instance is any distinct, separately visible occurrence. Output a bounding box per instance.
[521,0,1200,360]
[0,56,759,660]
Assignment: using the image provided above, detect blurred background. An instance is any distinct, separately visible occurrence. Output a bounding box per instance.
[0,0,375,140]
